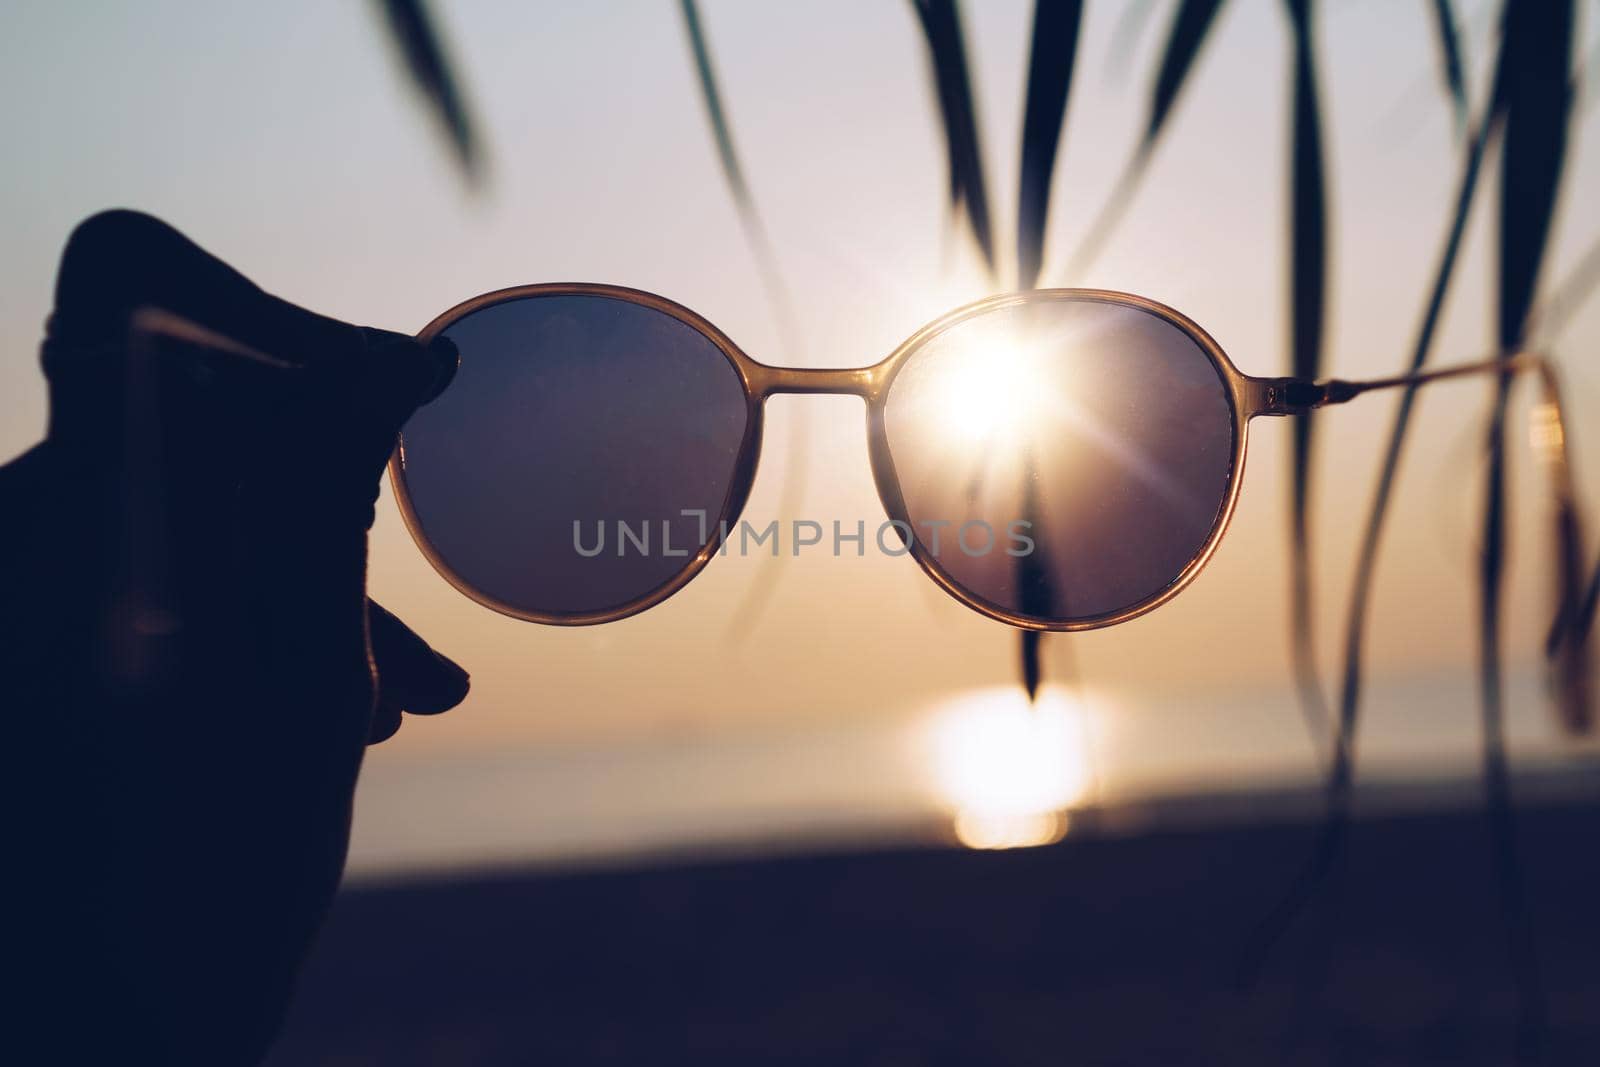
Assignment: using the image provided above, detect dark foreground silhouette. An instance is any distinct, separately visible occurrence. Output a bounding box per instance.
[270,793,1600,1066]
[4,211,469,1064]
[8,211,1596,1065]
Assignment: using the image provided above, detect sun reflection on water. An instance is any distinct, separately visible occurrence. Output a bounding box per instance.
[923,686,1092,850]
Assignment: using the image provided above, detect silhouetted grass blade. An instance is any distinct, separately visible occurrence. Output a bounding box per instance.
[1523,233,1600,342]
[1106,0,1159,84]
[1530,231,1600,341]
[1017,449,1048,701]
[1249,2,1513,990]
[1496,3,1573,352]
[1528,238,1600,722]
[1577,553,1600,644]
[1147,0,1225,142]
[909,0,1032,693]
[1530,232,1600,693]
[1485,4,1572,1057]
[1285,0,1330,749]
[1492,0,1577,686]
[911,0,997,274]
[1335,4,1512,800]
[1014,0,1085,696]
[676,0,810,642]
[375,0,483,183]
[1485,0,1578,717]
[1066,0,1226,279]
[1017,0,1083,290]
[1019,629,1042,699]
[1430,0,1468,134]
[680,0,754,212]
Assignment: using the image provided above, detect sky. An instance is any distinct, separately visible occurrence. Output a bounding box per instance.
[2,1,1597,867]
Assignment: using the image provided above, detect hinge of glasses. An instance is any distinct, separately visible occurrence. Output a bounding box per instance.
[1254,377,1361,416]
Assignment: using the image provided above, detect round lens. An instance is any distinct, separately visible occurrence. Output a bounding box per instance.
[397,292,750,619]
[881,296,1236,623]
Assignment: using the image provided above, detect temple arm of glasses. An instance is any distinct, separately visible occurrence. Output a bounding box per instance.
[1247,352,1550,415]
[1252,352,1591,732]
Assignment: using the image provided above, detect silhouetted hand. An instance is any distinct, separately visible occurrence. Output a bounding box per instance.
[2,211,469,1065]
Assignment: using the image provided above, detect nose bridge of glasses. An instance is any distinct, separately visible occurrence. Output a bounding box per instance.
[749,363,882,400]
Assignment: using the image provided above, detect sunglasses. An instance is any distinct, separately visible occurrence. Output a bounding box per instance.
[388,284,1589,662]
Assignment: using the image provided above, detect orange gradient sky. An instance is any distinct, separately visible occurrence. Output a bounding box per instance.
[3,3,1599,858]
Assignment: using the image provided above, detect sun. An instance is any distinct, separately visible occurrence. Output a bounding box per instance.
[920,328,1051,451]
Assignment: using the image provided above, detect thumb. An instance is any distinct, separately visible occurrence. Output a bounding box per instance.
[356,327,460,429]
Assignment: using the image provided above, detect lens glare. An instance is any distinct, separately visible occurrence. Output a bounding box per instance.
[882,297,1236,623]
[397,293,749,618]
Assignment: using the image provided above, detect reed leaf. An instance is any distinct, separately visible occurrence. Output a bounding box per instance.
[680,0,755,214]
[1066,0,1226,279]
[373,0,483,183]
[1263,0,1578,1020]
[1496,3,1571,353]
[1014,0,1080,699]
[1529,230,1600,342]
[1106,0,1159,84]
[909,0,1024,686]
[677,0,807,640]
[1527,230,1600,688]
[1333,7,1512,832]
[1429,0,1468,135]
[1483,3,1573,1052]
[1146,0,1225,142]
[1017,456,1043,699]
[1577,550,1600,645]
[911,0,997,274]
[1244,4,1513,985]
[1284,0,1331,750]
[1017,0,1084,290]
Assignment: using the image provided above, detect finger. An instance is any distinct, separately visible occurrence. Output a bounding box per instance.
[368,598,470,715]
[342,332,458,480]
[51,210,365,361]
[360,328,459,411]
[368,700,404,745]
[49,211,457,449]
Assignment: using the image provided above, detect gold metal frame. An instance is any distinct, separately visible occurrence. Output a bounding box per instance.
[389,285,1582,638]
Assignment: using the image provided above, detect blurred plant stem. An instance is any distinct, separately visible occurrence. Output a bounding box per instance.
[1017,0,1084,291]
[677,0,809,642]
[1284,0,1332,755]
[1484,3,1574,1057]
[911,0,997,274]
[1105,0,1159,86]
[1065,0,1226,281]
[1429,0,1468,136]
[372,0,484,185]
[1246,0,1509,991]
[1016,0,1084,700]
